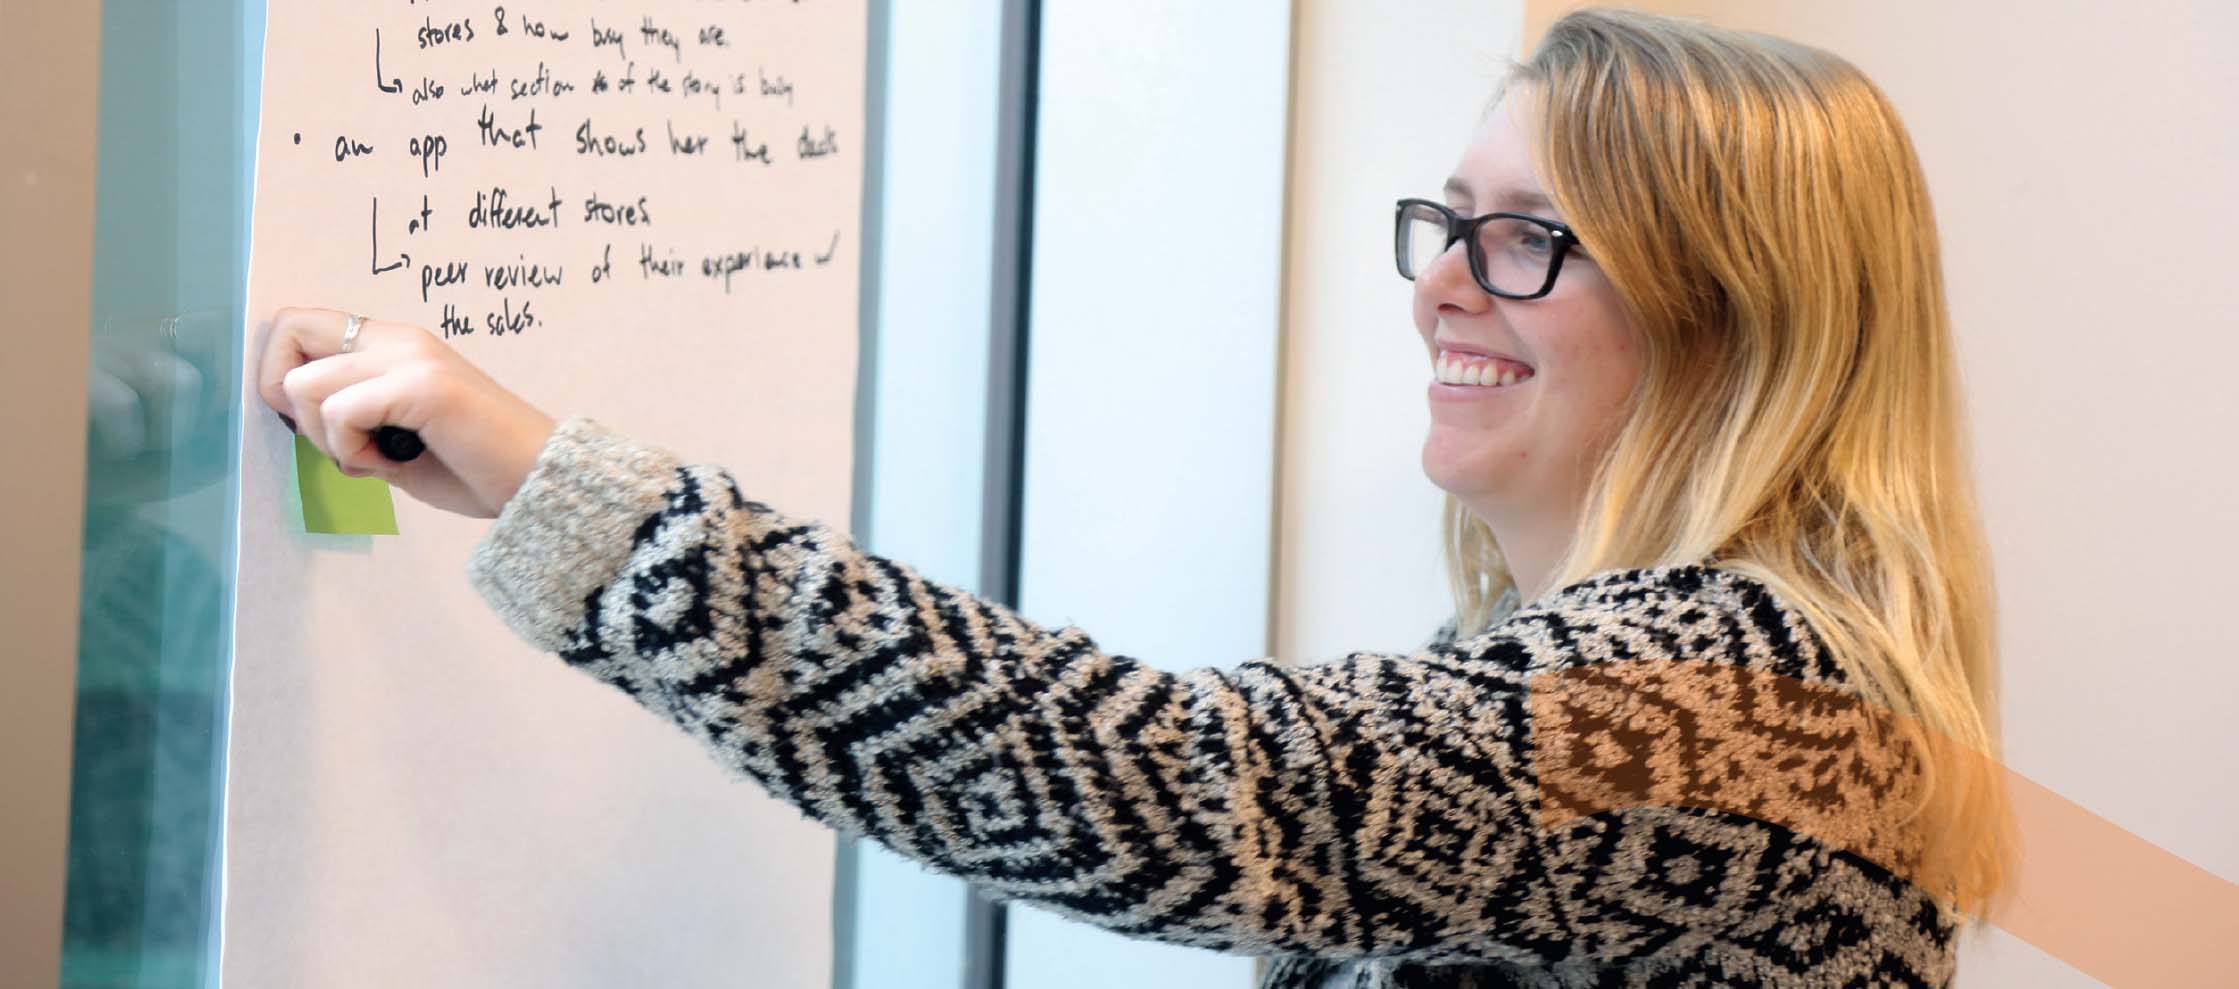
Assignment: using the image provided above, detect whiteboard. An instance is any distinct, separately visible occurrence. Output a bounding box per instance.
[227,3,865,985]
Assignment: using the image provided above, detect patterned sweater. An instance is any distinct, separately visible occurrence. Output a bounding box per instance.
[466,417,1960,988]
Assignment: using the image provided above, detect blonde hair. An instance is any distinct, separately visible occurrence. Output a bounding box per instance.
[1444,7,2015,918]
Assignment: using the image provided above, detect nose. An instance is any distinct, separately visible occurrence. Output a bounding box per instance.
[1415,237,1491,318]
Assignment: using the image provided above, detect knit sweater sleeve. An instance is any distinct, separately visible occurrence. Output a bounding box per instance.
[466,417,1929,968]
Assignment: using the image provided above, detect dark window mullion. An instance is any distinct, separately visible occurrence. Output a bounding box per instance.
[966,1,1042,988]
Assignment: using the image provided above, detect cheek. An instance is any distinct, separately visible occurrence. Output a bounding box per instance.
[1533,304,1644,431]
[1570,333,1646,431]
[1571,335,1638,386]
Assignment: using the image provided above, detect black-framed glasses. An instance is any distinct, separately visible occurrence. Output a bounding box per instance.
[1394,198,1585,300]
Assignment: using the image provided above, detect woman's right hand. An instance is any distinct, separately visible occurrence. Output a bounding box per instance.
[257,306,557,519]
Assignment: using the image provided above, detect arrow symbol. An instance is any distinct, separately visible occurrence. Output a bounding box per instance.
[371,198,409,275]
[375,29,401,94]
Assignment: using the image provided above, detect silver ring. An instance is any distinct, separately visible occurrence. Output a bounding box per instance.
[340,313,367,355]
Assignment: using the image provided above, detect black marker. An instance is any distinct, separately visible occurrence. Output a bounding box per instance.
[277,412,426,462]
[373,426,426,462]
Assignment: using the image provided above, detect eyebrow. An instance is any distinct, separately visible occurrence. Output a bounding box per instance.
[1442,177,1555,213]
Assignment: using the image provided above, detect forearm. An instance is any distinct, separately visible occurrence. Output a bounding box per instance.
[464,417,1402,954]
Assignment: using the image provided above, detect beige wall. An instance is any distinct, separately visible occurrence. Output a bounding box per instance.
[1274,0,1525,665]
[0,1,100,984]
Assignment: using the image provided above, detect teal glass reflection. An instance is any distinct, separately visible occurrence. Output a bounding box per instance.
[62,1,262,985]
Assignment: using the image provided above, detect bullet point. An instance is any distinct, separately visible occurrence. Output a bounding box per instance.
[293,132,302,144]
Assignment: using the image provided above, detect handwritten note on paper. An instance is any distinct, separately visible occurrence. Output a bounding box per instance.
[230,3,864,986]
[263,9,853,344]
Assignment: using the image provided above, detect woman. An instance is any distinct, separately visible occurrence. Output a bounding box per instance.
[261,8,2013,987]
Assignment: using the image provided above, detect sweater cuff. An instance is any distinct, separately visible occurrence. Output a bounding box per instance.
[466,415,686,653]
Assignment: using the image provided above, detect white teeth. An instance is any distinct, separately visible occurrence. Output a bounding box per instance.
[1436,355,1467,385]
[1433,351,1532,388]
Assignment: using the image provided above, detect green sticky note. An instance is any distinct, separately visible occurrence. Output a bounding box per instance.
[294,434,399,535]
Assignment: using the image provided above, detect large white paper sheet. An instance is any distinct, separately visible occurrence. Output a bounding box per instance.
[229,4,865,985]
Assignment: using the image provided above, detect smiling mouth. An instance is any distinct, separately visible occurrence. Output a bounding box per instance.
[1434,350,1536,388]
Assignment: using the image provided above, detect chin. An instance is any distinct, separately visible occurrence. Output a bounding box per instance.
[1420,435,1505,501]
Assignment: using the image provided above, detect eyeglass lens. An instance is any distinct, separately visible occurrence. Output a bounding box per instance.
[1398,205,1560,297]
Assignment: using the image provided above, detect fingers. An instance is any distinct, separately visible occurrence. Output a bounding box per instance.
[280,352,379,463]
[320,370,442,477]
[258,307,341,418]
[257,307,431,419]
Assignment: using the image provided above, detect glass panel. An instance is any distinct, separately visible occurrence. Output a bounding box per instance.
[62,1,262,985]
